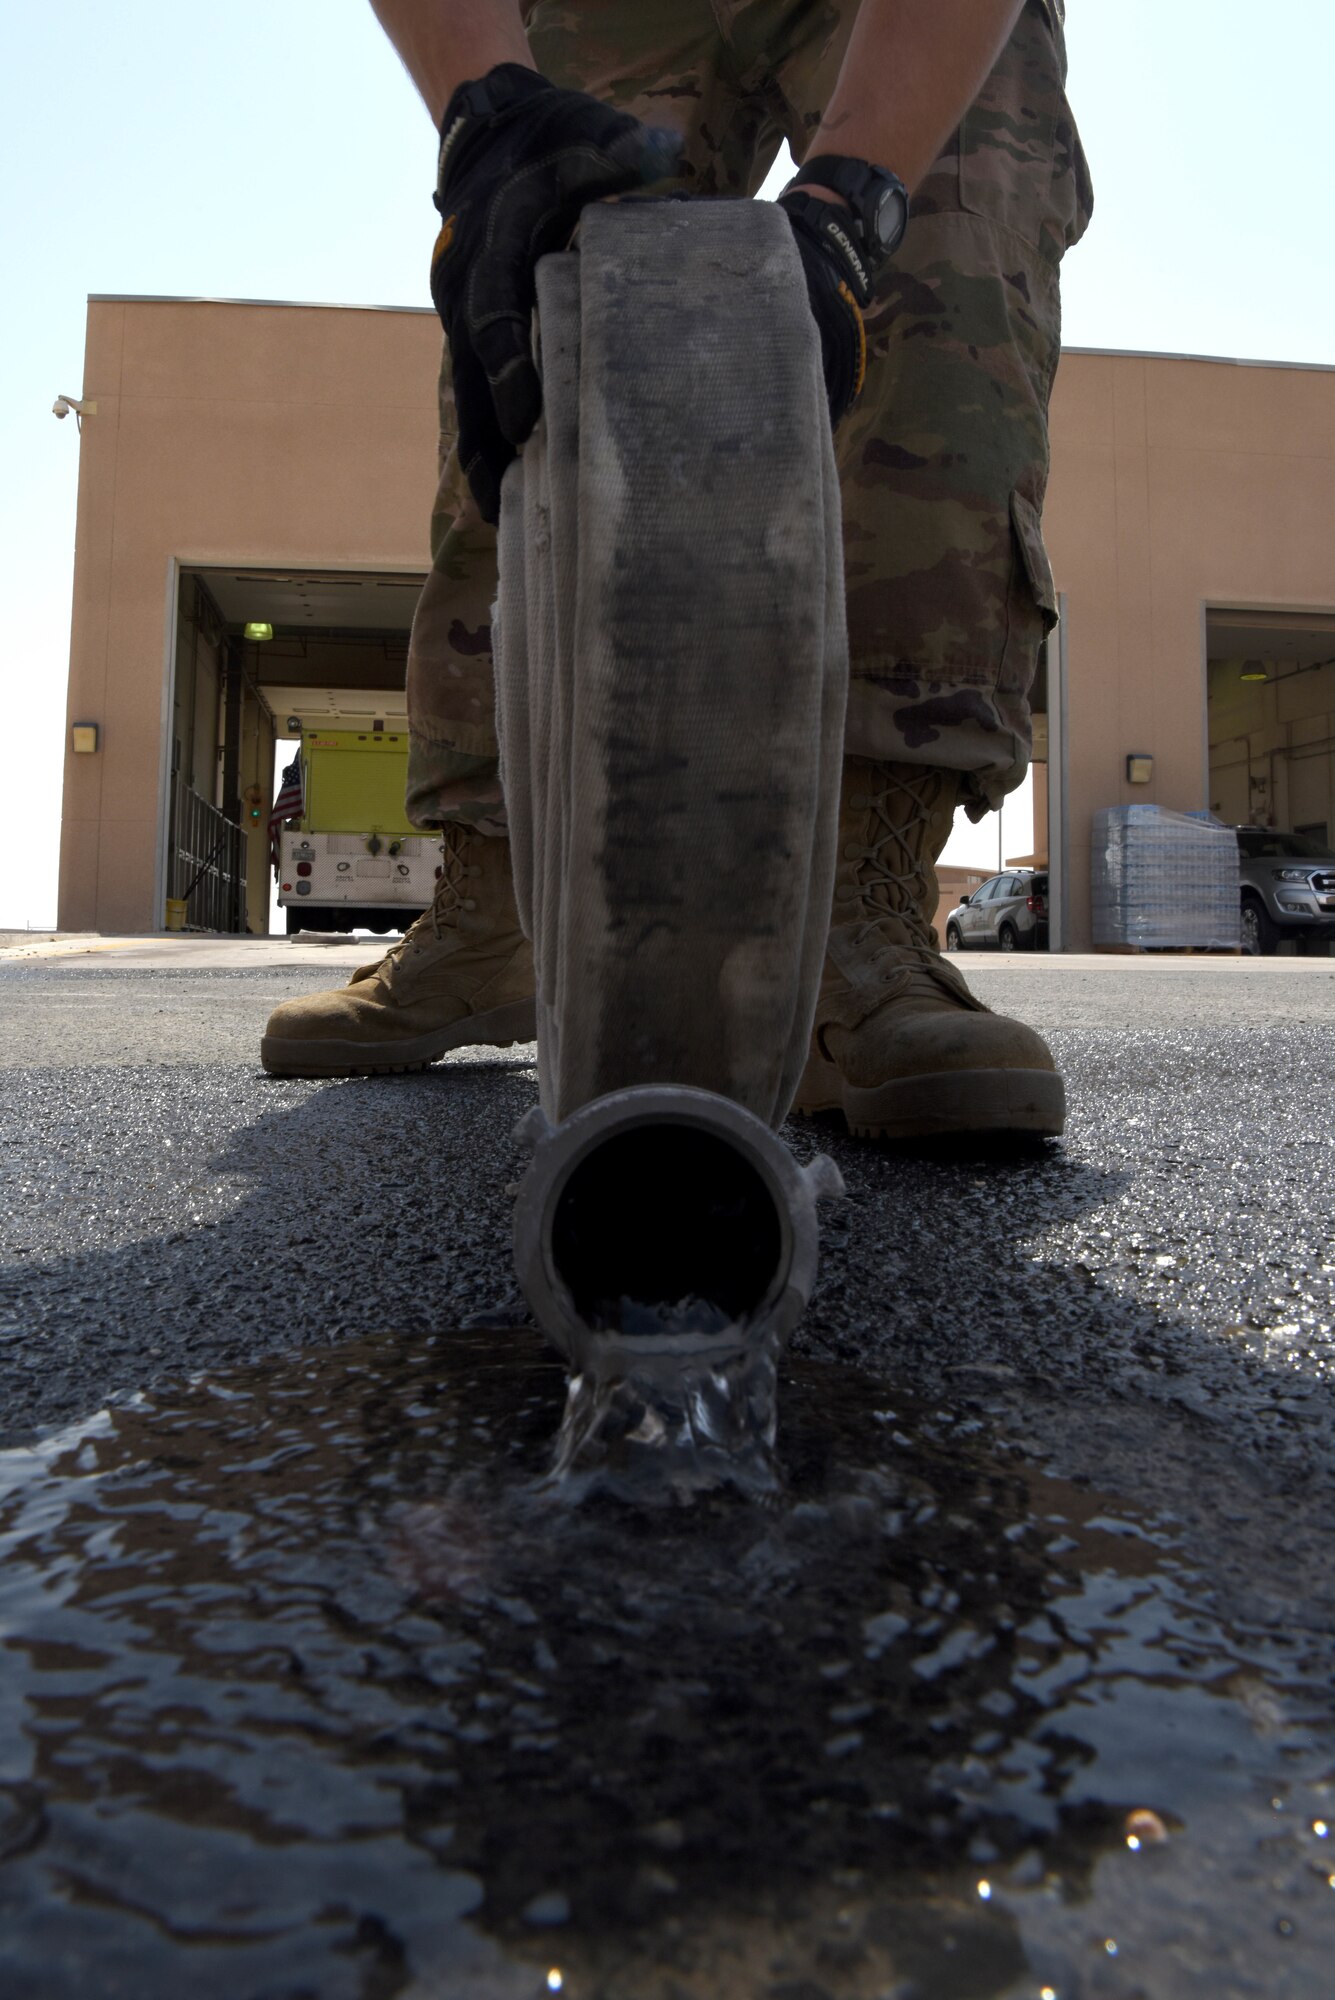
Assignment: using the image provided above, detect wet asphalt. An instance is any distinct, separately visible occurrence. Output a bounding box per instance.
[1,950,1334,1997]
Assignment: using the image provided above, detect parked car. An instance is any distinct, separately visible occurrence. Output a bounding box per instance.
[945,869,1049,951]
[1234,826,1335,954]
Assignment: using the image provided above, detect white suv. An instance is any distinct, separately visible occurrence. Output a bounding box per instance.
[945,870,1048,952]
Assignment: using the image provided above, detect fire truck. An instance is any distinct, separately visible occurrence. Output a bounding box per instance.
[274,726,439,934]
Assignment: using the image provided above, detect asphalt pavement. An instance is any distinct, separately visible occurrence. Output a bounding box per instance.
[1,940,1333,1998]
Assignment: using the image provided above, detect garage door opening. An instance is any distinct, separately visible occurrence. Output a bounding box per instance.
[1207,608,1335,954]
[169,567,427,935]
[1208,610,1335,840]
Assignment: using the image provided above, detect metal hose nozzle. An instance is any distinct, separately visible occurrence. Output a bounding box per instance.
[512,1085,843,1376]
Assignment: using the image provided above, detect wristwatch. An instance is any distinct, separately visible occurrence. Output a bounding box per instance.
[783,155,910,297]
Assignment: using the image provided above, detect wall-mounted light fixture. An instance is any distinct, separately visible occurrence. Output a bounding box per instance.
[71,723,99,754]
[1125,753,1153,785]
[244,621,274,642]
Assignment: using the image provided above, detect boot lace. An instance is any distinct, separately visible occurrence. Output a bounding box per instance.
[836,768,978,1005]
[355,827,472,984]
[422,824,473,943]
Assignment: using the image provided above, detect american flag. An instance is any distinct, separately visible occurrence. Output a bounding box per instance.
[268,754,305,864]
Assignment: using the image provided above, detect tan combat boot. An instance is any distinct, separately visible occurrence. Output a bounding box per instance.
[794,759,1065,1141]
[260,826,535,1077]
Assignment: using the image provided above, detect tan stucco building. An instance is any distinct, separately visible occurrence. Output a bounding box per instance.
[58,295,1335,947]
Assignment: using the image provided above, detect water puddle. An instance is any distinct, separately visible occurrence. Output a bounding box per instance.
[2,1331,1333,1998]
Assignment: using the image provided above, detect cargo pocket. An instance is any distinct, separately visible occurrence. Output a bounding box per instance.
[1003,489,1058,692]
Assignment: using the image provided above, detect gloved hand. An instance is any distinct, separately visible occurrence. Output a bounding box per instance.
[776,189,874,429]
[431,63,682,523]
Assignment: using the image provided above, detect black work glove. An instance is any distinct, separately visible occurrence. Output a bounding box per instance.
[431,63,682,523]
[776,189,874,429]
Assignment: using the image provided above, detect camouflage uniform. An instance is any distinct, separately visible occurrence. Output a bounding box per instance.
[404,0,1092,833]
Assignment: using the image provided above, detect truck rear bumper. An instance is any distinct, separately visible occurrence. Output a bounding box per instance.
[278,831,441,912]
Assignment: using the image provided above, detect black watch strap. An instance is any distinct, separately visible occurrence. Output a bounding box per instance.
[784,155,910,286]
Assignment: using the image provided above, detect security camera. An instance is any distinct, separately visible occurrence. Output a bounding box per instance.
[52,393,96,422]
[286,716,303,734]
[52,397,71,419]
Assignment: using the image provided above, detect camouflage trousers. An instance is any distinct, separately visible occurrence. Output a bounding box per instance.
[404,0,1093,833]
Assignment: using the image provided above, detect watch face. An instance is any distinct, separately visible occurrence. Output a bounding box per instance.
[872,184,908,254]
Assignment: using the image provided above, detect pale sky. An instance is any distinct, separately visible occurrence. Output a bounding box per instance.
[2,2,1332,927]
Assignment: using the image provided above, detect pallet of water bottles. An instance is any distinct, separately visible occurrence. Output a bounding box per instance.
[1091,805,1241,953]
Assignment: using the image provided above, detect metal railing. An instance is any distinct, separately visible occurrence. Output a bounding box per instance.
[169,777,248,933]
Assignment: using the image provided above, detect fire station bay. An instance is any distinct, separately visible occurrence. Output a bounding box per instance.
[57,295,1335,952]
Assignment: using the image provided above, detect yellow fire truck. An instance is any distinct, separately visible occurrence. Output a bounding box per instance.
[274,727,439,934]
